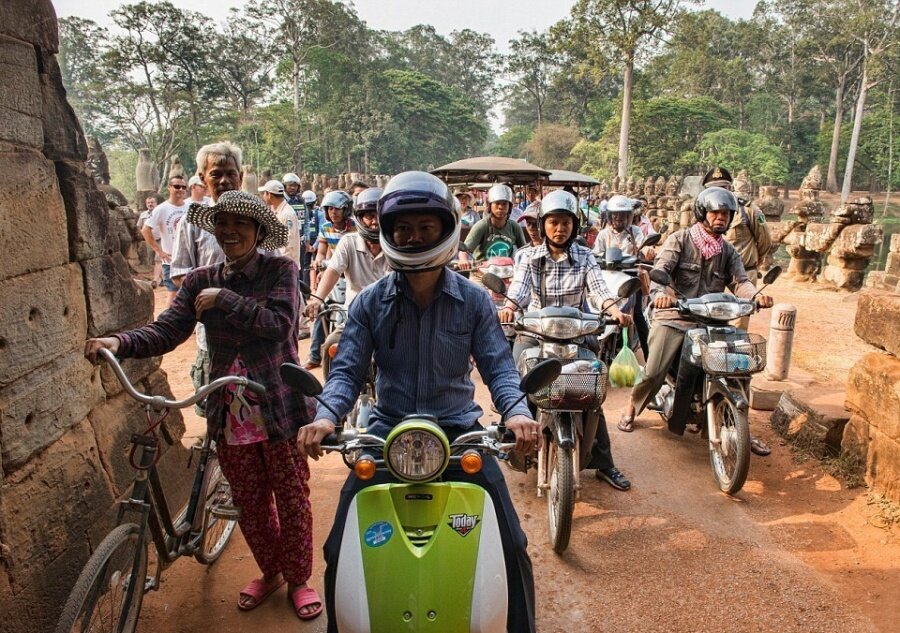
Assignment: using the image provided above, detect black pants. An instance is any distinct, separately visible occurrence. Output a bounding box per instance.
[633,299,650,360]
[323,424,536,633]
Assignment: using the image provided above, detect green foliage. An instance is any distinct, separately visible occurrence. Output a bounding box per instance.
[488,126,534,159]
[523,124,584,170]
[696,128,789,184]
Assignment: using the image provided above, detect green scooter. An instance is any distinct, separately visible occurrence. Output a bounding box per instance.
[280,360,560,633]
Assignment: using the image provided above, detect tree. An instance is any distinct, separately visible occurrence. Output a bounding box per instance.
[568,0,694,180]
[216,8,276,116]
[505,30,559,126]
[488,126,534,159]
[58,17,110,138]
[523,124,583,169]
[696,128,789,184]
[840,0,900,201]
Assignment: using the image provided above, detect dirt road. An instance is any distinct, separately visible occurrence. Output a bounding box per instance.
[137,278,898,633]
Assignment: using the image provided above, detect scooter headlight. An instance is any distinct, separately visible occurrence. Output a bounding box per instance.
[384,421,450,483]
[688,302,753,320]
[540,317,581,338]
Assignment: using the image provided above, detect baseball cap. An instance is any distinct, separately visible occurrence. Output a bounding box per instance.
[188,175,204,187]
[258,180,285,195]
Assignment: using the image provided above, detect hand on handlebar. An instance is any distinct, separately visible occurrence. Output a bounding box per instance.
[498,306,517,323]
[756,294,774,309]
[298,419,337,460]
[304,296,323,319]
[84,337,120,364]
[505,415,540,454]
[654,295,677,309]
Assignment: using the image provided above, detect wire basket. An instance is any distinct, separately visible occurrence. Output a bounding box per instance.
[522,356,609,410]
[698,333,767,376]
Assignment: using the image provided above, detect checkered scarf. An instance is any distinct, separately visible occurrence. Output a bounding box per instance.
[688,222,723,259]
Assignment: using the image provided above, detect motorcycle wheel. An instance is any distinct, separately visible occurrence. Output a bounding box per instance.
[708,397,750,495]
[547,442,575,554]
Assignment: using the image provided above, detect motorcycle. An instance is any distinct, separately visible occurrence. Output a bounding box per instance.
[595,233,661,366]
[646,265,781,495]
[482,272,640,553]
[279,359,561,633]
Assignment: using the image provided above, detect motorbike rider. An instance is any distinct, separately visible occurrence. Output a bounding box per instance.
[593,194,652,360]
[617,187,774,433]
[305,190,354,370]
[458,183,527,267]
[499,189,634,491]
[303,188,390,336]
[514,202,543,265]
[298,171,541,633]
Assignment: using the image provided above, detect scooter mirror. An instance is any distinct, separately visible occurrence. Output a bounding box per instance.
[279,363,323,397]
[574,236,588,247]
[649,268,672,286]
[605,247,623,264]
[520,359,562,394]
[482,272,507,295]
[618,277,642,298]
[762,265,782,286]
[641,233,662,248]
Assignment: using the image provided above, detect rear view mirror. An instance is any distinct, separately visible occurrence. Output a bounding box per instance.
[649,269,672,286]
[618,277,642,298]
[574,236,588,247]
[520,359,561,394]
[762,265,782,286]
[280,363,323,397]
[482,272,507,295]
[641,233,661,248]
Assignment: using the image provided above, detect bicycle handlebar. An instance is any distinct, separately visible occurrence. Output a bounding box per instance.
[98,347,266,409]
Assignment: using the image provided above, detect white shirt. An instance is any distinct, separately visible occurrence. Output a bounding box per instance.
[593,225,644,259]
[145,201,188,255]
[275,199,302,265]
[327,233,391,303]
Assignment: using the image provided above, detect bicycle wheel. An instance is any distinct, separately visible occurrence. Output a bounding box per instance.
[708,397,750,495]
[194,454,237,564]
[54,523,148,633]
[547,442,575,554]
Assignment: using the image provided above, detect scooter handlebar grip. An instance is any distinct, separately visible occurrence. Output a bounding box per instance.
[244,380,266,395]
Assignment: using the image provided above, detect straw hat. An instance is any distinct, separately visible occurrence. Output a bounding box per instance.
[187,190,287,250]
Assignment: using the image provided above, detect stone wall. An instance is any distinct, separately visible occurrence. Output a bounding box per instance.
[842,291,900,502]
[0,4,190,631]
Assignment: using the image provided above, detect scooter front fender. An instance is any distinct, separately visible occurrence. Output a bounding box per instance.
[704,376,749,412]
[547,411,576,450]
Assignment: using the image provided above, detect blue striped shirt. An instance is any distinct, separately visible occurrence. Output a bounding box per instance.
[316,269,531,430]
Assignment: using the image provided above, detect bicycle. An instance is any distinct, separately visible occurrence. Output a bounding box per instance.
[54,347,265,633]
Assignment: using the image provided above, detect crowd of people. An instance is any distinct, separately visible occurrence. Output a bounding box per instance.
[85,140,775,631]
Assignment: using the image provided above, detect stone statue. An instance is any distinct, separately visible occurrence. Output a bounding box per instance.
[135,148,159,211]
[241,165,258,194]
[655,176,666,196]
[168,156,184,180]
[87,136,110,185]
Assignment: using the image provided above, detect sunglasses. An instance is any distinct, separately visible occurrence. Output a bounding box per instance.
[170,184,187,190]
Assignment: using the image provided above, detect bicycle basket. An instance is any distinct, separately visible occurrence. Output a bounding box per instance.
[522,356,609,410]
[698,333,767,376]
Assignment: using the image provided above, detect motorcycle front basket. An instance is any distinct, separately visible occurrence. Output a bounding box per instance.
[698,332,767,376]
[522,357,609,410]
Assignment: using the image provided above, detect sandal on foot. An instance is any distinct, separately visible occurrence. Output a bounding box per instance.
[238,577,285,611]
[750,437,772,456]
[291,586,323,621]
[617,414,635,433]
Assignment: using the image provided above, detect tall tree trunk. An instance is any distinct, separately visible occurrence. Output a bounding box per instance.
[292,61,300,111]
[617,55,634,181]
[826,77,846,193]
[783,99,794,199]
[842,62,868,203]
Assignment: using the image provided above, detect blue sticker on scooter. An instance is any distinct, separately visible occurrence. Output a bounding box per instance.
[364,521,394,548]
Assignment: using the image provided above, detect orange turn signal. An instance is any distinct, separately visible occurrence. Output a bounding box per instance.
[327,343,339,358]
[354,457,377,480]
[460,450,483,475]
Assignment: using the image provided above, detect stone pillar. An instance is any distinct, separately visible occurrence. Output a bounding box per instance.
[134,148,158,211]
[241,164,258,193]
[765,304,797,380]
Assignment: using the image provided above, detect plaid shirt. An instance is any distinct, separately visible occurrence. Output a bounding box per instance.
[507,242,614,312]
[115,252,310,443]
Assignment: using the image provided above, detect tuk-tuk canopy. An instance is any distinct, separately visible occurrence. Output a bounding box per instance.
[547,170,600,187]
[431,156,551,186]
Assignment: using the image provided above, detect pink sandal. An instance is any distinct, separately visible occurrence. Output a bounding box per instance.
[238,576,285,611]
[291,586,324,621]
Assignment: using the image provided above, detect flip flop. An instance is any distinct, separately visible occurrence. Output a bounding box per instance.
[617,414,635,433]
[238,577,285,611]
[750,437,772,456]
[291,586,324,621]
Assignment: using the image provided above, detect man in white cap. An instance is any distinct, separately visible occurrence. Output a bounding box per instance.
[188,174,209,205]
[261,179,303,268]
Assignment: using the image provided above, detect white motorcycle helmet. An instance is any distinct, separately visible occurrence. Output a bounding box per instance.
[301,190,317,205]
[377,171,461,272]
[538,189,580,249]
[487,183,514,205]
[321,190,353,220]
[282,172,301,185]
[607,194,634,228]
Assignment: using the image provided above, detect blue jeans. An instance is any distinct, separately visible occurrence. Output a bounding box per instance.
[308,315,326,363]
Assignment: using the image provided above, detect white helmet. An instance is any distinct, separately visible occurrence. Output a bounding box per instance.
[538,189,580,248]
[487,184,514,205]
[377,171,460,272]
[282,172,301,185]
[607,194,635,215]
[301,190,317,205]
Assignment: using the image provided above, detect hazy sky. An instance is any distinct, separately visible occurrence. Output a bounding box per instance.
[54,0,756,52]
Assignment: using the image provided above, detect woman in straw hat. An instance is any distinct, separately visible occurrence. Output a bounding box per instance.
[85,190,323,621]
